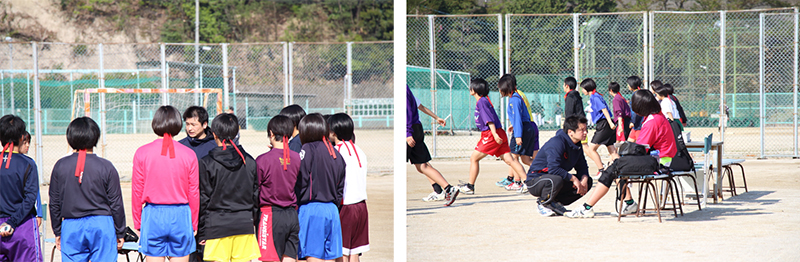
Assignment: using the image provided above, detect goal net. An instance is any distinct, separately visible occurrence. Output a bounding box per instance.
[73,88,223,134]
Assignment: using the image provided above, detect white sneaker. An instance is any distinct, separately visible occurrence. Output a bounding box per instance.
[457,181,475,195]
[517,183,528,194]
[504,182,522,191]
[422,191,445,202]
[619,201,638,216]
[537,202,556,217]
[565,207,595,218]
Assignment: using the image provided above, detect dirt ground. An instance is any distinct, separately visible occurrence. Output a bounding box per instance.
[39,173,393,262]
[407,157,800,261]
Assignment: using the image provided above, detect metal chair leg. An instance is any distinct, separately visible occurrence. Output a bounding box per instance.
[646,180,662,223]
[733,163,748,193]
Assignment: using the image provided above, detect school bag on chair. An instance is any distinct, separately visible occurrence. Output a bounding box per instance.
[668,120,694,171]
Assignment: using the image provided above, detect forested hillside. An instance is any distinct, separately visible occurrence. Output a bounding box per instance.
[407,0,794,15]
[1,0,393,43]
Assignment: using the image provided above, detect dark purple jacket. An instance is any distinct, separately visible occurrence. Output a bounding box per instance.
[407,86,421,137]
[295,141,346,207]
[612,93,632,121]
[256,148,300,208]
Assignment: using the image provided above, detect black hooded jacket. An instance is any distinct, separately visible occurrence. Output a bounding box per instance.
[197,144,258,240]
[564,90,585,118]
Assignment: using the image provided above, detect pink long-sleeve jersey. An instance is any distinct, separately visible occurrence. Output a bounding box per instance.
[131,138,199,230]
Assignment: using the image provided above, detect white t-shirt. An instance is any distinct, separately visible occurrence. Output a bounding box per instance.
[336,141,368,205]
[659,98,679,119]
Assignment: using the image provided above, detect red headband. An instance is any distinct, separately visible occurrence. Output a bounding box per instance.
[161,133,175,159]
[75,149,86,183]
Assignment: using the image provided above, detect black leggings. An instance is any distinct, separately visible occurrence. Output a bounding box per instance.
[526,174,593,206]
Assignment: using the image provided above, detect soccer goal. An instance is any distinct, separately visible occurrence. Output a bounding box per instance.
[72,88,223,134]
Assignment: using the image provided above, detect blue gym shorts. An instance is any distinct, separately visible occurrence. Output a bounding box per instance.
[509,122,540,156]
[61,215,117,262]
[139,204,196,257]
[298,202,342,260]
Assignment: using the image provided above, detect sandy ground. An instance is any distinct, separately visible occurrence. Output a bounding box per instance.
[39,173,393,262]
[407,157,800,261]
[420,126,799,159]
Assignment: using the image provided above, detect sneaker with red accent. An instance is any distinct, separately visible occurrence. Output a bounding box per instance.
[504,182,522,191]
[444,186,460,206]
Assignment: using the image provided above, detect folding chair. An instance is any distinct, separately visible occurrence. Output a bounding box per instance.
[692,134,718,205]
[616,172,679,223]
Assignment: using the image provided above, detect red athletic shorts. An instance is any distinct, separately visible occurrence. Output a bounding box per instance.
[475,129,511,157]
[628,129,641,141]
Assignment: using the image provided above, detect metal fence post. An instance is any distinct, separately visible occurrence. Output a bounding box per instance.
[222,43,229,110]
[428,15,437,157]
[649,11,655,90]
[289,42,294,105]
[160,43,167,105]
[643,12,648,87]
[794,11,799,157]
[719,10,726,145]
[498,14,506,128]
[346,42,353,114]
[759,13,765,158]
[8,42,14,113]
[32,42,43,184]
[99,43,106,157]
[505,14,511,74]
[573,13,580,80]
[283,42,289,107]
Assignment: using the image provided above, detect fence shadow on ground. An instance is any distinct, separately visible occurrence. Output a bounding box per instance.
[407,193,530,214]
[668,190,777,222]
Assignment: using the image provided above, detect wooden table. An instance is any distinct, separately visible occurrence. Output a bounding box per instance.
[685,140,723,207]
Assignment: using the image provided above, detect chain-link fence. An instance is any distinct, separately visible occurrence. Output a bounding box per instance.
[410,8,798,159]
[407,14,502,158]
[653,8,794,157]
[1,41,393,183]
[760,13,799,158]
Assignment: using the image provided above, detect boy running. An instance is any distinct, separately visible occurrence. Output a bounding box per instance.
[406,86,459,205]
[458,78,526,195]
[626,76,645,141]
[609,82,632,141]
[495,74,539,192]
[49,117,125,261]
[581,78,618,177]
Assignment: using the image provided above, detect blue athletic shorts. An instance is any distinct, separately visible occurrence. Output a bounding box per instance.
[61,216,117,262]
[298,202,342,260]
[509,122,539,156]
[139,204,196,257]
